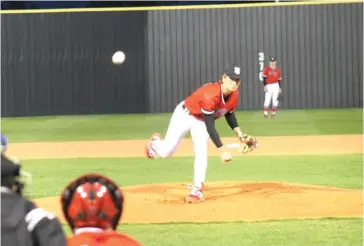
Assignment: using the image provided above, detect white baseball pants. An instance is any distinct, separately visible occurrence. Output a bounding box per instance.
[151,101,209,184]
[264,83,280,108]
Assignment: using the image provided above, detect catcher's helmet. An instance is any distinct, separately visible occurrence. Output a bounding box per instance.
[60,173,124,231]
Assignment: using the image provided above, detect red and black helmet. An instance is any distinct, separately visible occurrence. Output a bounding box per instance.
[60,173,124,231]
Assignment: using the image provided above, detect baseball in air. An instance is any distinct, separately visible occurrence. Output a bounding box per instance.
[112,51,126,64]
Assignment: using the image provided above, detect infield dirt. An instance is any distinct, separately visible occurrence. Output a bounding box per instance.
[7,134,363,224]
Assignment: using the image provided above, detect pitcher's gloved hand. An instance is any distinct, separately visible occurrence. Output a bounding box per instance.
[238,134,258,154]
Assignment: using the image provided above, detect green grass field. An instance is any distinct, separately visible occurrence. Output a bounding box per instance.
[23,154,362,199]
[23,154,363,245]
[2,109,363,245]
[2,109,362,142]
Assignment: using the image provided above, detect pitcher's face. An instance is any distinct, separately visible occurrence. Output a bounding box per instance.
[222,74,240,92]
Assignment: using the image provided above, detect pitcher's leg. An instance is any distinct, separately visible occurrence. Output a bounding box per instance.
[149,102,190,158]
[185,119,209,203]
[192,140,208,185]
[191,120,209,184]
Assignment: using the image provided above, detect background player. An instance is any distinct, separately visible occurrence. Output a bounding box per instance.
[61,173,142,246]
[1,133,8,153]
[1,151,66,245]
[146,65,257,203]
[262,56,282,118]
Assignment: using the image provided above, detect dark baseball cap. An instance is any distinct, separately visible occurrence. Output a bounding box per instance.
[1,155,20,177]
[224,64,242,80]
[270,56,277,62]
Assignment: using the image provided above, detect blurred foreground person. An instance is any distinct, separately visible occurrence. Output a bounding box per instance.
[1,132,8,153]
[61,173,142,246]
[1,153,66,246]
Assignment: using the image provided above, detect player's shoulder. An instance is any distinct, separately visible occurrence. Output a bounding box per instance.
[229,89,240,102]
[198,81,221,93]
[67,233,92,246]
[68,231,142,246]
[232,89,240,97]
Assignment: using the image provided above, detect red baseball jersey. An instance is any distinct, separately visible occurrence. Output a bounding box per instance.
[262,66,282,84]
[68,231,142,246]
[184,81,239,121]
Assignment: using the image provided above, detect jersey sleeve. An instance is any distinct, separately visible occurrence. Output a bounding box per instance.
[25,200,67,246]
[278,69,282,80]
[229,91,239,113]
[200,93,216,115]
[262,67,268,77]
[229,106,237,114]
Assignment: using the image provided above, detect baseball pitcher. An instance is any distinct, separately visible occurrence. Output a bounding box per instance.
[262,56,282,118]
[145,65,258,203]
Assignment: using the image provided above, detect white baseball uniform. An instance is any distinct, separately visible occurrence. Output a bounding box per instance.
[150,82,239,185]
[262,66,282,115]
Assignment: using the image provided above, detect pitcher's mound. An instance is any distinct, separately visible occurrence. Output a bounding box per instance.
[34,181,363,224]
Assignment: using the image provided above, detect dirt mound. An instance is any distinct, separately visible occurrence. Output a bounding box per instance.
[15,135,364,223]
[34,181,363,224]
[6,135,363,159]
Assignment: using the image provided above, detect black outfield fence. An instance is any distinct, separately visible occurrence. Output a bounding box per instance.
[1,1,362,117]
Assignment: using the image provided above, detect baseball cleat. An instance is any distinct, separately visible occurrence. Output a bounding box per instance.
[185,183,204,203]
[271,114,276,118]
[264,114,268,118]
[145,133,160,158]
[185,194,204,203]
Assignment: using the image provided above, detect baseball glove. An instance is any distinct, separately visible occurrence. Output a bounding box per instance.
[238,135,258,154]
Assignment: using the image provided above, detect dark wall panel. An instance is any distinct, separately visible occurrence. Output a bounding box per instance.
[146,2,363,112]
[2,11,148,117]
[1,2,362,117]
